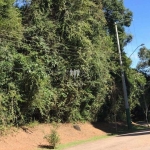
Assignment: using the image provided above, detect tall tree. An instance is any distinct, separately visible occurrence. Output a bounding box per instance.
[0,0,23,40]
[0,0,23,126]
[137,47,150,123]
[137,47,150,73]
[99,0,133,122]
[102,0,133,48]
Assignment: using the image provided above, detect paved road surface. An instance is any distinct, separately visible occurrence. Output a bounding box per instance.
[64,130,150,150]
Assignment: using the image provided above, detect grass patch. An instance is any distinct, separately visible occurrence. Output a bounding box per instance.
[131,123,149,131]
[37,134,110,150]
[116,122,150,135]
[26,120,39,128]
[57,135,109,150]
[0,124,17,136]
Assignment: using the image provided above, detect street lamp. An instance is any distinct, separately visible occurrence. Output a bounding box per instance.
[129,44,144,58]
[114,22,132,129]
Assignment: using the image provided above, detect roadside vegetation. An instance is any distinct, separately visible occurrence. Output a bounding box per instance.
[0,0,150,136]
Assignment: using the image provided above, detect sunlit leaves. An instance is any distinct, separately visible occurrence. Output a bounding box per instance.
[137,47,150,73]
[0,0,23,40]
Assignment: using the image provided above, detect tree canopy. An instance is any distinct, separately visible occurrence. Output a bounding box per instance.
[137,47,150,73]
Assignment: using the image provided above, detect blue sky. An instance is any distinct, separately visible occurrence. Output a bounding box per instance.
[124,0,150,68]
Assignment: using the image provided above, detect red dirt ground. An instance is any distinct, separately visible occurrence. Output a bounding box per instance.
[0,122,108,150]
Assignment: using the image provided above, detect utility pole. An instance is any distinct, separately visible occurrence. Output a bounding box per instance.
[114,22,132,129]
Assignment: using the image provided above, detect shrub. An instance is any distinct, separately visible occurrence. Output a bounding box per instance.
[44,128,60,149]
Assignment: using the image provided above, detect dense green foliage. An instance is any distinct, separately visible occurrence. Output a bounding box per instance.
[0,0,114,125]
[137,47,150,73]
[0,0,148,127]
[0,0,23,126]
[99,0,133,121]
[0,0,23,40]
[136,47,150,122]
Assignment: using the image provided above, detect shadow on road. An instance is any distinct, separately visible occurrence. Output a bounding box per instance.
[91,122,127,134]
[91,121,150,135]
[117,130,150,137]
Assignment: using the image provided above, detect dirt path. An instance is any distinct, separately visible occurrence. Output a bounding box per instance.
[0,122,149,150]
[0,122,107,150]
[64,130,150,150]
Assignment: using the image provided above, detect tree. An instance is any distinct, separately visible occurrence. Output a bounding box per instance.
[137,47,150,125]
[0,0,23,40]
[101,0,133,47]
[137,47,150,73]
[99,0,133,122]
[0,0,23,126]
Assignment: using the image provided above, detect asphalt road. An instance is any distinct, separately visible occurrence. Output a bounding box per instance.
[64,130,150,150]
